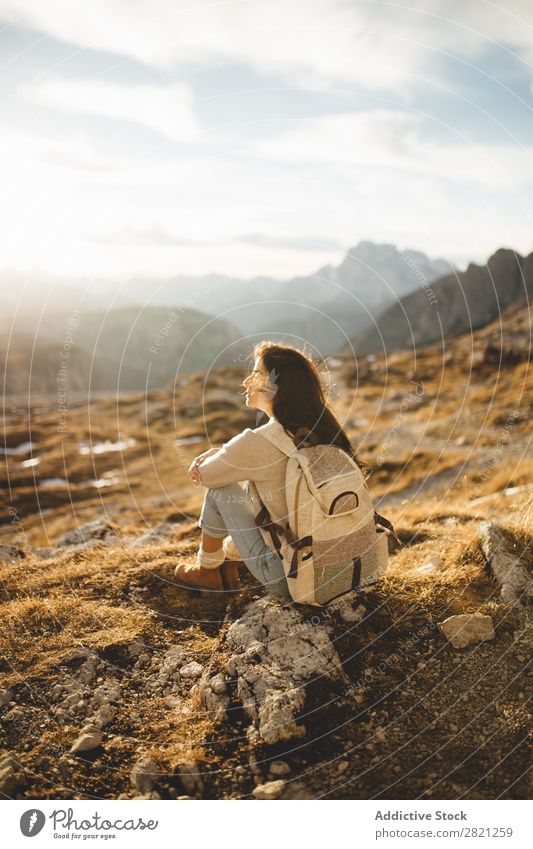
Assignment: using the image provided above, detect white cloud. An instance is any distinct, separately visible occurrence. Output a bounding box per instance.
[247,109,533,189]
[3,0,533,92]
[22,77,200,142]
[1,1,533,278]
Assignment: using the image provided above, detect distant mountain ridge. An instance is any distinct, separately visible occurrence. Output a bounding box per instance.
[1,307,249,395]
[94,241,453,355]
[352,248,533,354]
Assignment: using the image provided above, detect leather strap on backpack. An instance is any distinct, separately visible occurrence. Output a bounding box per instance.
[374,510,404,548]
[284,525,313,579]
[254,500,286,557]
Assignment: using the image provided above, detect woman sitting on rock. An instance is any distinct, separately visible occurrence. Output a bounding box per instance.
[174,341,365,598]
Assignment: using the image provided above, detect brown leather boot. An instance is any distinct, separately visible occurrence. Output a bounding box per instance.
[220,560,242,591]
[174,561,224,592]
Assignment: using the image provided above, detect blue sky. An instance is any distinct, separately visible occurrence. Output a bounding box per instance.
[1,0,532,280]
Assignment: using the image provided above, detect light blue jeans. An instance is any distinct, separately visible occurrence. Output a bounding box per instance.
[198,482,291,600]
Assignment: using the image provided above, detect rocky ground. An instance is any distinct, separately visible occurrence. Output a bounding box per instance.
[0,301,532,799]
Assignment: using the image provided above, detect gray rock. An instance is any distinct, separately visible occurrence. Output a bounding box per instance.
[92,704,115,728]
[0,750,23,795]
[56,519,118,549]
[198,672,230,720]
[154,646,188,691]
[130,754,161,794]
[326,590,366,622]
[253,779,286,800]
[0,688,13,707]
[479,520,533,604]
[131,523,174,547]
[3,706,24,721]
[210,673,227,695]
[439,613,495,649]
[77,656,99,685]
[0,545,25,562]
[179,661,203,679]
[70,728,104,753]
[177,759,205,796]
[282,780,313,800]
[91,681,122,708]
[222,597,348,745]
[127,638,146,658]
[269,760,291,777]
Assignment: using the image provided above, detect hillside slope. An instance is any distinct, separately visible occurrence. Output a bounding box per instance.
[352,248,533,354]
[0,304,531,800]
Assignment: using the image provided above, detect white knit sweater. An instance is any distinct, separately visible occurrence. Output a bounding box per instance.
[198,417,290,547]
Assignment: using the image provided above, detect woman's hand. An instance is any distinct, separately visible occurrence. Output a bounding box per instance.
[188,447,220,485]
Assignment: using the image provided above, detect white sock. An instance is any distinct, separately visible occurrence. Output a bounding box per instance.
[196,543,225,570]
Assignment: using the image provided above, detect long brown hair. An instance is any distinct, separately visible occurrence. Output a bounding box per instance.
[248,341,368,475]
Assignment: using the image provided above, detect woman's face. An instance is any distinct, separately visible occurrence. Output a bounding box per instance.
[242,357,275,415]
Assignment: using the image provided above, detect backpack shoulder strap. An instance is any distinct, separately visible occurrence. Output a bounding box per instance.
[253,419,299,457]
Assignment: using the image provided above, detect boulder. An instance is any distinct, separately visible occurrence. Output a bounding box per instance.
[211,597,347,745]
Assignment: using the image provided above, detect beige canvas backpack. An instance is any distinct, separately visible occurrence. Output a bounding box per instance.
[249,421,401,606]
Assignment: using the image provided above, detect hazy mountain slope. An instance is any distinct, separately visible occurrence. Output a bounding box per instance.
[1,308,249,394]
[251,241,453,353]
[352,248,533,354]
[1,242,451,360]
[0,334,119,395]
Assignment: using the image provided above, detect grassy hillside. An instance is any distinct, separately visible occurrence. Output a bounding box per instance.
[0,306,531,799]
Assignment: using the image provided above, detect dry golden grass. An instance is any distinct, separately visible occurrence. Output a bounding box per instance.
[0,305,531,798]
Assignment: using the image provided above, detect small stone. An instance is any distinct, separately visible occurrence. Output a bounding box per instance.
[91,681,122,707]
[177,759,204,796]
[269,760,291,777]
[179,661,204,679]
[415,557,442,575]
[340,603,366,623]
[252,779,286,800]
[283,780,313,800]
[4,706,24,721]
[210,673,227,695]
[127,638,146,658]
[438,613,495,649]
[130,755,161,794]
[0,751,23,794]
[164,696,180,709]
[70,729,104,753]
[337,761,349,773]
[92,704,115,727]
[0,688,13,706]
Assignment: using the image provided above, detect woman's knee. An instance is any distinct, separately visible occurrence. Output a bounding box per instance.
[206,483,245,504]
